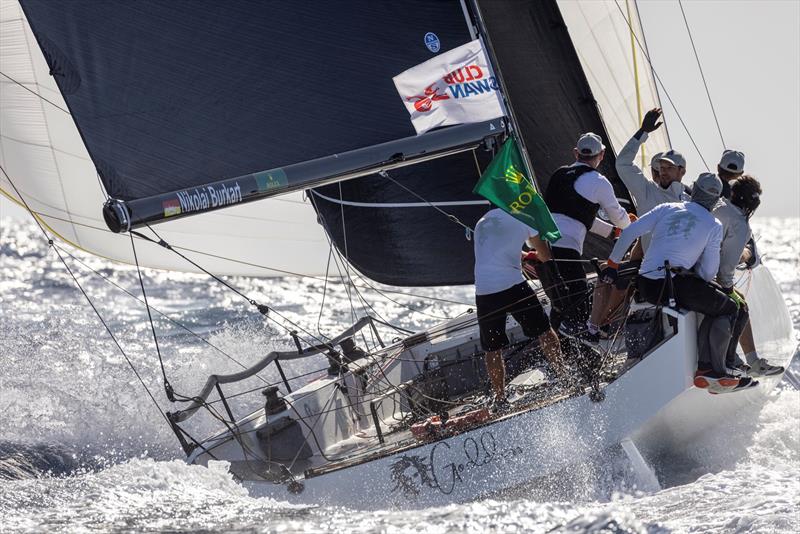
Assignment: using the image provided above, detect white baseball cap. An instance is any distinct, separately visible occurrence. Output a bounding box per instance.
[719,150,745,175]
[576,132,605,157]
[650,152,664,170]
[659,149,686,168]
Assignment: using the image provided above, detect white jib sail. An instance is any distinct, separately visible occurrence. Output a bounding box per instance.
[0,0,330,277]
[558,0,671,163]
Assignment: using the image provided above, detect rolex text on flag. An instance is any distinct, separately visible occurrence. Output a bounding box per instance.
[473,137,561,242]
[393,40,506,135]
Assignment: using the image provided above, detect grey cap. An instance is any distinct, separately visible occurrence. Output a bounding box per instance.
[650,151,664,170]
[659,149,686,168]
[693,172,723,197]
[576,132,605,156]
[719,149,745,175]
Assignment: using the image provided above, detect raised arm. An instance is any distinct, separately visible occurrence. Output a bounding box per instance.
[616,108,664,211]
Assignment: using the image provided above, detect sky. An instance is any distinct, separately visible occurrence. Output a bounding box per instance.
[635,0,799,218]
[2,0,799,221]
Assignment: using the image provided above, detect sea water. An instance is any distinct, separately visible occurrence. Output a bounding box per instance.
[0,217,798,533]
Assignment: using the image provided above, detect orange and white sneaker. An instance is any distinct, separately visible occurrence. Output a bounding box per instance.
[693,369,741,393]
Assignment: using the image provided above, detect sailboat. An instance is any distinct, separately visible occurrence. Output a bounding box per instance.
[2,0,795,509]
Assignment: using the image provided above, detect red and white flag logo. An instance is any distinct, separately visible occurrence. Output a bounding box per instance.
[394,39,505,135]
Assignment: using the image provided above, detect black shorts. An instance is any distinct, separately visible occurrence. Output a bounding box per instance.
[475,281,551,352]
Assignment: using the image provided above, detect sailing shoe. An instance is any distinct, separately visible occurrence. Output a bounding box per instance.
[748,358,785,377]
[693,370,740,392]
[709,376,759,395]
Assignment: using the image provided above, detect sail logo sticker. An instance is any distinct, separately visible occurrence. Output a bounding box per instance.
[253,169,289,192]
[407,83,450,113]
[424,32,440,53]
[162,198,182,217]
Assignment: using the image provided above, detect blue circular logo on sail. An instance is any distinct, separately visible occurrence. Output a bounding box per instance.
[424,32,440,53]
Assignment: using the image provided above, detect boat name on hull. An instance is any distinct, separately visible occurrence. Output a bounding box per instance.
[389,431,523,498]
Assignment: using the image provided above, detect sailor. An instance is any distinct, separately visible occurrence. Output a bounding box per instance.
[542,132,631,333]
[473,208,566,411]
[718,149,746,199]
[585,109,688,340]
[615,108,691,252]
[600,173,757,394]
[714,175,784,376]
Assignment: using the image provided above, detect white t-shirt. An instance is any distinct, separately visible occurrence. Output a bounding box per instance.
[550,162,630,253]
[609,202,723,281]
[473,208,537,295]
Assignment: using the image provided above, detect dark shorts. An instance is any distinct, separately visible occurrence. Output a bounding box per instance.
[476,281,551,352]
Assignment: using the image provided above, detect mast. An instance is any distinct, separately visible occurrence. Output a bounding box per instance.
[466,0,540,191]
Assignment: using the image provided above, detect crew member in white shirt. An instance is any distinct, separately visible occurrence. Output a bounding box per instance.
[541,132,631,333]
[601,173,757,394]
[473,208,565,411]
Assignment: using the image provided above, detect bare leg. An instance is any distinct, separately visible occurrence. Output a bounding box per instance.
[589,282,614,328]
[484,350,506,401]
[739,318,756,355]
[538,328,566,377]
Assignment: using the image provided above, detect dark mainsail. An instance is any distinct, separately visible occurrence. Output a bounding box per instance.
[20,0,635,286]
[311,0,636,284]
[18,0,484,201]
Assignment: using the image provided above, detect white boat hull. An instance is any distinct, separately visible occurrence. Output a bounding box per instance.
[196,266,796,509]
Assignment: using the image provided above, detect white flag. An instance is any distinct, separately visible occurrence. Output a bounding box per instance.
[393,39,506,135]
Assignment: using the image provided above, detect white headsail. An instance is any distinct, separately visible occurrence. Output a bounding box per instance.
[558,0,671,159]
[0,0,330,277]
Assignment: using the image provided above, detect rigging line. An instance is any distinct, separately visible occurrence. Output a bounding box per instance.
[316,244,335,341]
[129,232,175,401]
[0,70,71,114]
[139,225,339,353]
[312,192,373,350]
[0,165,169,424]
[52,243,264,381]
[336,182,360,334]
[612,0,710,170]
[8,192,473,307]
[678,0,726,149]
[327,229,378,351]
[378,169,474,232]
[329,240,396,350]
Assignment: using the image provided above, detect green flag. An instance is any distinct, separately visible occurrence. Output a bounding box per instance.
[473,137,561,242]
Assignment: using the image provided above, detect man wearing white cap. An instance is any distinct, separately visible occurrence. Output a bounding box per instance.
[600,173,757,394]
[616,108,690,252]
[718,149,746,199]
[541,132,631,333]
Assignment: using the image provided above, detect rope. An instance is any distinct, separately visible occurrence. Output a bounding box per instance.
[129,232,176,401]
[0,163,169,423]
[0,70,71,114]
[612,0,710,171]
[624,0,646,169]
[678,0,727,149]
[51,243,267,380]
[135,226,338,354]
[379,170,475,233]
